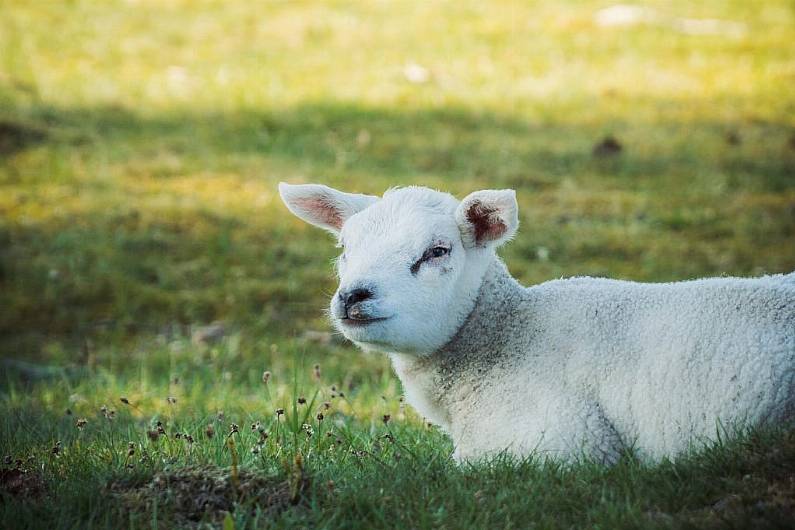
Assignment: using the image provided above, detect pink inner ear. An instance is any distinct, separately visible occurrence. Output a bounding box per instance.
[293,197,343,229]
[466,200,506,243]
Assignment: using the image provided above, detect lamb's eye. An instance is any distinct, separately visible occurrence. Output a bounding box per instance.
[430,246,450,258]
[410,245,451,274]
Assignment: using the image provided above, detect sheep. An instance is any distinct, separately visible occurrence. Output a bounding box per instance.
[278,182,795,463]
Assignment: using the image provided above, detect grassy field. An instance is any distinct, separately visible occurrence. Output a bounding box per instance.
[1,0,794,528]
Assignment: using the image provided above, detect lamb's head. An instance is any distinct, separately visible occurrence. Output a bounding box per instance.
[278,183,518,355]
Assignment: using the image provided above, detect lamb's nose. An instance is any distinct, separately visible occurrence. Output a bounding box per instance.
[342,288,373,312]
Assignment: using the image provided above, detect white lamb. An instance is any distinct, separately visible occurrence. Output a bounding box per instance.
[278,182,795,463]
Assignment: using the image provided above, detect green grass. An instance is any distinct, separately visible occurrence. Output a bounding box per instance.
[1,0,794,527]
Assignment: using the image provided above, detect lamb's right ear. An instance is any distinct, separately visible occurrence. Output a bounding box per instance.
[455,189,519,249]
[278,182,378,234]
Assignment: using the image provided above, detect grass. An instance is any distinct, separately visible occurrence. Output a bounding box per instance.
[1,0,794,528]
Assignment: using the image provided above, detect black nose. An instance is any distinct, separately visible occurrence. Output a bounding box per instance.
[341,288,373,312]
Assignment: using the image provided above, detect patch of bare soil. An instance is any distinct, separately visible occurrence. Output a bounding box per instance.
[0,120,47,155]
[671,430,795,529]
[592,135,623,157]
[109,464,310,527]
[681,475,795,529]
[0,467,47,500]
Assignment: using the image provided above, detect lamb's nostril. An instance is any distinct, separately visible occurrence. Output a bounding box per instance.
[343,288,373,311]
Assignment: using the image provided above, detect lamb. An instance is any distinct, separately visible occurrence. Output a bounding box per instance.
[278,182,795,463]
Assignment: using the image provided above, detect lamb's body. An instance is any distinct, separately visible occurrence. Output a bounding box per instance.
[279,182,795,463]
[393,260,795,462]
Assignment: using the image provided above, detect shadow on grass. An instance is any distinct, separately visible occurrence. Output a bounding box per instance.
[6,98,795,192]
[1,98,794,354]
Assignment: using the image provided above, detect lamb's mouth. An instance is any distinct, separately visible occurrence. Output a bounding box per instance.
[340,316,390,327]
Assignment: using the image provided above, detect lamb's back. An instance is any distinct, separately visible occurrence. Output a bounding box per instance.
[524,272,795,459]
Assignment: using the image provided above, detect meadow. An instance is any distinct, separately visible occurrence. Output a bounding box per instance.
[1,0,794,528]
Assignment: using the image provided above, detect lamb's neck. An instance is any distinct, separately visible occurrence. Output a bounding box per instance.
[390,257,526,428]
[437,257,525,362]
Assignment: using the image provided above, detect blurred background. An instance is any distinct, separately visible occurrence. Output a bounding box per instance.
[1,0,794,376]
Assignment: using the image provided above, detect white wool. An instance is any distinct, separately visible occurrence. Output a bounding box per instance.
[279,183,795,463]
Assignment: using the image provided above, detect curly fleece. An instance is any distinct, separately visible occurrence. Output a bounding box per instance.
[393,259,795,462]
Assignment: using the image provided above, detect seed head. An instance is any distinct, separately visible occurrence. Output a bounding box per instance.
[185,434,194,444]
[382,414,391,424]
[251,421,261,431]
[316,412,324,421]
[275,408,284,417]
[297,396,306,405]
[51,441,62,456]
[251,446,260,455]
[166,396,177,405]
[229,423,239,436]
[174,432,182,440]
[338,392,345,398]
[65,408,72,416]
[76,418,88,429]
[120,397,130,405]
[146,430,160,442]
[262,371,271,384]
[205,424,215,438]
[3,456,11,466]
[313,364,321,380]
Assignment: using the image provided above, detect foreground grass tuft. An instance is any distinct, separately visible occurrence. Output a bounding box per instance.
[2,343,794,529]
[109,463,309,527]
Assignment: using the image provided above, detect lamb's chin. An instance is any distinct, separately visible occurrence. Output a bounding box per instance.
[353,335,437,357]
[334,320,390,348]
[334,318,439,355]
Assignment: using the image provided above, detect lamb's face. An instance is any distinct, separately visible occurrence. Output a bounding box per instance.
[279,183,518,355]
[331,190,467,353]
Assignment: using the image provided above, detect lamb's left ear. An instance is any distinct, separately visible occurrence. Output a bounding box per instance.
[278,182,378,234]
[455,189,519,248]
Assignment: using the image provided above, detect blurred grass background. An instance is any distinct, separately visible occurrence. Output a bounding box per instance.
[1,1,795,527]
[2,0,794,362]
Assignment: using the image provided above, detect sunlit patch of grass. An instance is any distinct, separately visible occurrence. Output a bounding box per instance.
[2,353,794,528]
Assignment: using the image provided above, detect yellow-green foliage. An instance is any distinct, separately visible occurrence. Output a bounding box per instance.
[2,1,794,351]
